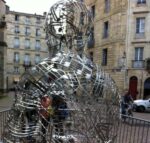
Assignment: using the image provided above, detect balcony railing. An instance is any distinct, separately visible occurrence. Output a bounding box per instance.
[132,60,145,69]
[0,41,7,47]
[14,30,20,34]
[145,58,150,73]
[14,45,20,48]
[25,46,30,49]
[14,59,20,63]
[137,0,146,4]
[25,32,31,36]
[36,33,41,37]
[135,33,145,39]
[0,20,6,29]
[23,61,32,67]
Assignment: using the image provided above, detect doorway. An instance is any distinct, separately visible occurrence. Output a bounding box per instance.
[129,76,138,100]
[144,78,150,99]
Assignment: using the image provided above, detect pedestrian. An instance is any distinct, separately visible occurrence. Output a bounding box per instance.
[40,95,53,143]
[120,89,133,118]
[52,94,69,136]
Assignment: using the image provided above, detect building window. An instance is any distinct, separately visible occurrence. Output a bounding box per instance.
[135,47,143,61]
[25,39,30,49]
[14,26,20,33]
[14,37,20,48]
[35,54,41,64]
[80,12,84,25]
[24,54,31,70]
[36,29,41,36]
[77,32,83,49]
[89,52,93,61]
[91,5,95,18]
[136,17,145,34]
[137,0,146,4]
[14,52,20,63]
[105,0,110,13]
[15,15,19,21]
[90,27,94,41]
[133,47,144,68]
[102,48,107,65]
[25,27,30,35]
[36,17,41,24]
[14,67,19,73]
[88,27,95,48]
[35,40,41,50]
[103,21,109,38]
[24,54,30,64]
[25,16,30,24]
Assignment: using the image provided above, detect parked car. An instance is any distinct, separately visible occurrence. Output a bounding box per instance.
[133,98,150,112]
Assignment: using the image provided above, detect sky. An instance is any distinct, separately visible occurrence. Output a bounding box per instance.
[5,0,60,15]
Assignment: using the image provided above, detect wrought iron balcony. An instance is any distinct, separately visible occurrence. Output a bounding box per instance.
[132,60,145,69]
[25,32,31,36]
[14,59,20,63]
[0,41,7,46]
[23,61,32,67]
[0,19,6,28]
[14,30,20,34]
[137,0,146,4]
[145,58,150,73]
[14,45,20,48]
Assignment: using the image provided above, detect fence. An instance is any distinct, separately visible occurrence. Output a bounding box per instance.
[0,109,10,142]
[0,109,150,143]
[117,114,150,143]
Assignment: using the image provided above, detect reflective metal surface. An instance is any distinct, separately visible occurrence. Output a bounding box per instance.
[3,0,120,143]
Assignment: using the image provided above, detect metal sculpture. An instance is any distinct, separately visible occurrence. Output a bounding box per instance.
[2,0,120,143]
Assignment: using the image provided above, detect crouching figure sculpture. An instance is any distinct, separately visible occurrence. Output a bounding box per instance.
[2,0,120,143]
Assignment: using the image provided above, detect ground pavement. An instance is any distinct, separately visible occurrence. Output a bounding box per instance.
[0,92,14,111]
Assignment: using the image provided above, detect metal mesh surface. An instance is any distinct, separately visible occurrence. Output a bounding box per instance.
[2,0,120,143]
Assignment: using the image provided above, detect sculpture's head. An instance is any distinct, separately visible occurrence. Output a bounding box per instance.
[44,0,93,56]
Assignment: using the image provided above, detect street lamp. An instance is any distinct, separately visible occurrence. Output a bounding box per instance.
[121,52,127,90]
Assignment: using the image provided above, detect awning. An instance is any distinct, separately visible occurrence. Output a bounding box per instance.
[13,77,20,82]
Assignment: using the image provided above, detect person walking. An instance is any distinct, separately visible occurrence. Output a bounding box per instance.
[120,89,133,120]
[40,95,53,143]
[52,95,69,136]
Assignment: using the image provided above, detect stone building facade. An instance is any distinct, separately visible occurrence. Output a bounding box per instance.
[5,11,48,90]
[126,0,150,99]
[85,0,127,92]
[85,0,150,99]
[0,0,7,92]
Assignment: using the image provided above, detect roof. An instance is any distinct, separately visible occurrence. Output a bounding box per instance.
[8,10,46,18]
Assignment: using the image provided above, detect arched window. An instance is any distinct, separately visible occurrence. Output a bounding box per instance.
[144,78,150,99]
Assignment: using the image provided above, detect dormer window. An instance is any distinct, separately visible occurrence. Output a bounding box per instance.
[25,16,30,24]
[15,15,19,21]
[36,17,41,24]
